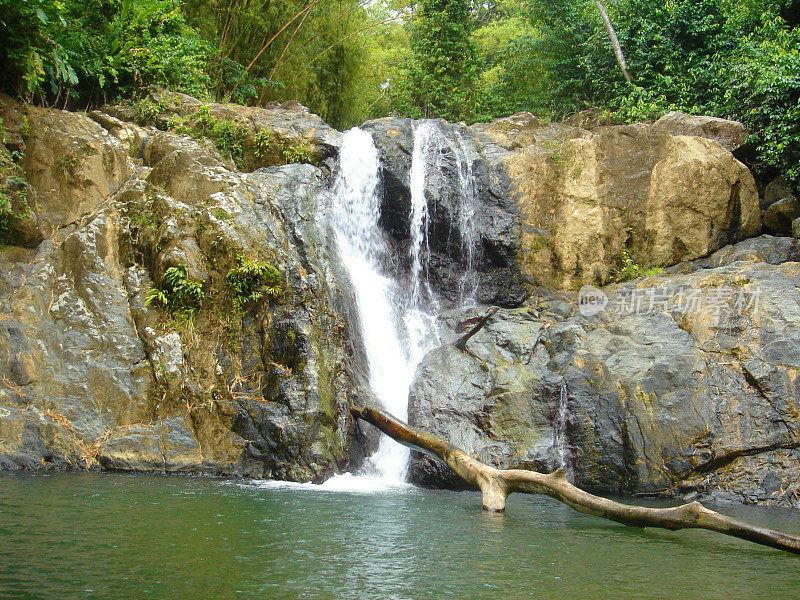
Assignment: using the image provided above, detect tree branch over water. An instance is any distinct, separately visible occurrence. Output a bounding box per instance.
[351,404,800,555]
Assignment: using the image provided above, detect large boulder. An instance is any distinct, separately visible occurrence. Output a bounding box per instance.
[369,111,761,294]
[762,176,796,211]
[506,125,760,289]
[763,197,800,235]
[0,94,358,479]
[408,236,800,507]
[0,209,156,469]
[651,111,748,152]
[360,117,415,241]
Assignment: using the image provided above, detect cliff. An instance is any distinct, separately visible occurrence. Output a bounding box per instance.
[1,90,799,507]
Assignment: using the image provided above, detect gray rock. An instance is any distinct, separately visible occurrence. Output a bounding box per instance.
[706,234,799,266]
[150,333,184,394]
[763,196,800,234]
[361,117,415,240]
[0,97,133,241]
[409,255,800,507]
[157,237,209,282]
[667,235,800,273]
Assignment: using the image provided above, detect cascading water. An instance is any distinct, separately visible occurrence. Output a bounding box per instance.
[453,132,479,304]
[329,127,439,486]
[407,122,438,311]
[325,122,481,489]
[408,122,480,307]
[554,378,574,481]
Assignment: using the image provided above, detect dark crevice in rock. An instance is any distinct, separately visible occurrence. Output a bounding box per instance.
[741,364,772,401]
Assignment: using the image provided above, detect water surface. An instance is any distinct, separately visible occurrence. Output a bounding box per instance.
[0,474,798,599]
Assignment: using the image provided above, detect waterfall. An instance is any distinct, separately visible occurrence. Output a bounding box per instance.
[330,127,438,486]
[554,378,574,481]
[325,122,481,489]
[454,132,479,304]
[407,122,479,307]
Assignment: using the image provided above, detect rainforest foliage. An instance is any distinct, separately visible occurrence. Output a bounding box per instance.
[1,0,799,185]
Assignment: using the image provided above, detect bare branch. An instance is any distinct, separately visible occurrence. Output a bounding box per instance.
[269,0,319,80]
[227,1,317,100]
[454,307,499,353]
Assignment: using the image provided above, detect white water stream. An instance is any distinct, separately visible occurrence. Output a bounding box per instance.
[327,126,439,487]
[555,378,574,481]
[315,122,481,491]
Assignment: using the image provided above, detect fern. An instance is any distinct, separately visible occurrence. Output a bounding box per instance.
[226,258,282,308]
[145,265,204,316]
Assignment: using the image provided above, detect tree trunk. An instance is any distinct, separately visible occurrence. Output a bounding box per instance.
[351,404,800,555]
[595,0,633,85]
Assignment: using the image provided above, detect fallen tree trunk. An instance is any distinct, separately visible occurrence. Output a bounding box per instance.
[352,404,800,555]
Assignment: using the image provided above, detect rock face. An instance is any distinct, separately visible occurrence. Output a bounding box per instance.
[504,124,760,290]
[362,117,527,307]
[3,90,799,510]
[408,236,800,507]
[365,111,760,295]
[101,89,342,172]
[0,93,358,479]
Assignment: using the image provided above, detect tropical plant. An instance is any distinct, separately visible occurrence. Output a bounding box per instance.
[226,258,282,308]
[0,0,211,105]
[146,265,205,316]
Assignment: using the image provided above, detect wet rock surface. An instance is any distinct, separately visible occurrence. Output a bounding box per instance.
[408,236,800,507]
[365,111,760,297]
[363,117,526,307]
[2,90,799,509]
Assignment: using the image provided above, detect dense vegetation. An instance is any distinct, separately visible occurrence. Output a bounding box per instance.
[0,0,391,126]
[1,0,799,186]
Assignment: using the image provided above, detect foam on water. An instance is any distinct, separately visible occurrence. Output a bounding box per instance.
[244,474,413,494]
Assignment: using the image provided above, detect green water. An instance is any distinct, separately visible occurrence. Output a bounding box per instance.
[0,474,798,599]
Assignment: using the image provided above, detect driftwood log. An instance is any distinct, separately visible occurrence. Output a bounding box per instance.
[352,404,800,555]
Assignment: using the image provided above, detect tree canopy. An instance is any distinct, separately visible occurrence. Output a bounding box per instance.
[1,0,799,186]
